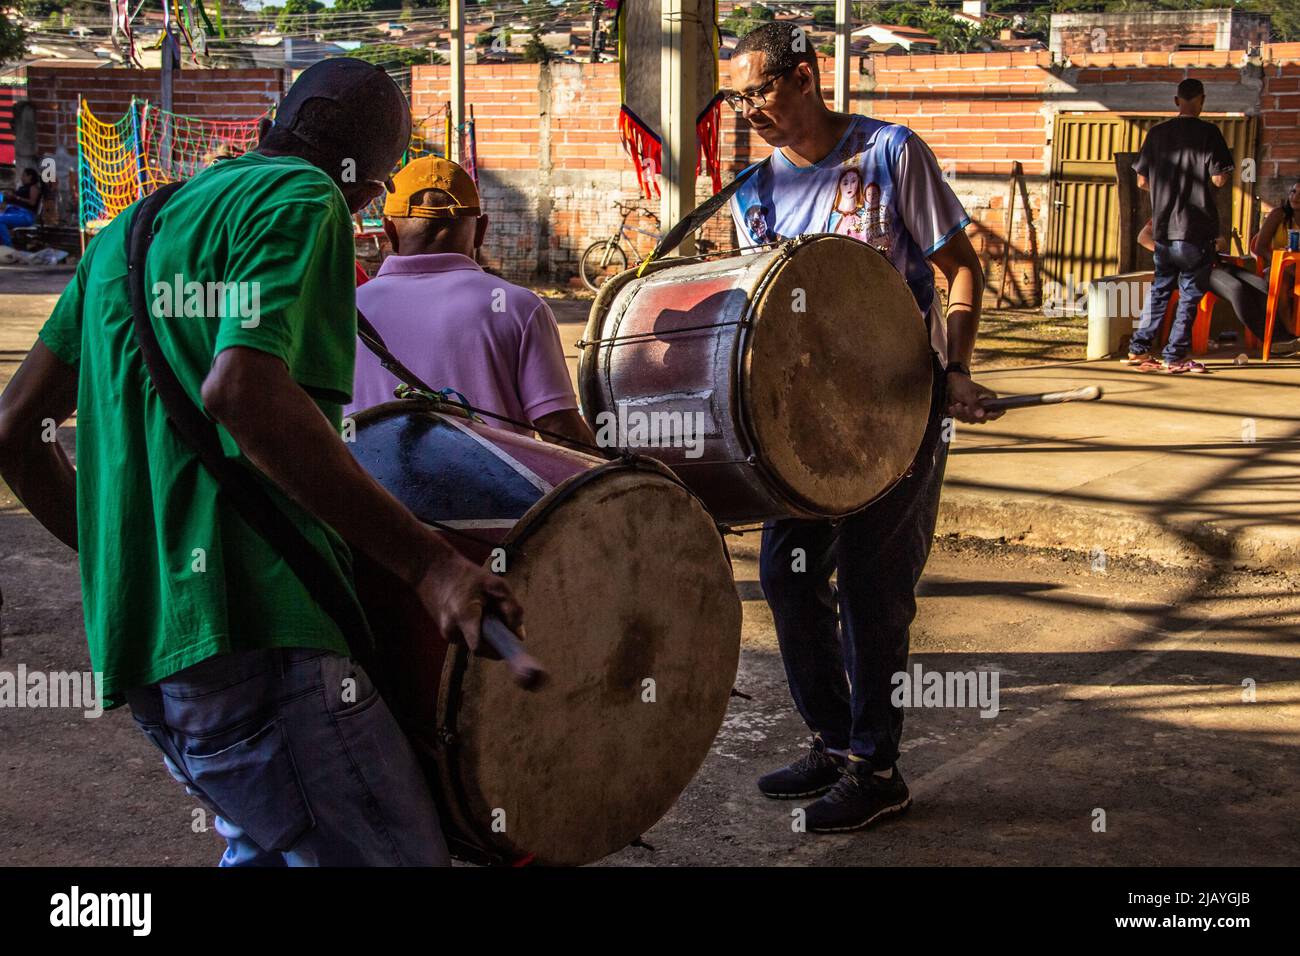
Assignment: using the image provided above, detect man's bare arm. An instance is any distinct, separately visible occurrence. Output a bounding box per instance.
[928,230,1002,423]
[0,341,79,550]
[534,408,598,452]
[202,346,522,649]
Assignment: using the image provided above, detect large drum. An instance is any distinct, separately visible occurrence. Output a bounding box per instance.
[349,398,741,866]
[578,234,935,524]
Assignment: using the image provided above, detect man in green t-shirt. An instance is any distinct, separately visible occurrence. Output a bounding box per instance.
[0,58,522,866]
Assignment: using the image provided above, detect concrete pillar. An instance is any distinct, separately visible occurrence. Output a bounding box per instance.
[660,0,701,256]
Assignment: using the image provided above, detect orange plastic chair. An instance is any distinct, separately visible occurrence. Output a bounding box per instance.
[1262,249,1300,362]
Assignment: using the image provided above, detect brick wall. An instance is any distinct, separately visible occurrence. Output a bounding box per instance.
[28,66,284,224]
[28,47,1300,305]
[1050,11,1271,58]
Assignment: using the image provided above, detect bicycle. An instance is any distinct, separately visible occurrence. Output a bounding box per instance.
[579,200,662,292]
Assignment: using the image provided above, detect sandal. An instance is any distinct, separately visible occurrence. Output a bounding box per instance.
[1133,356,1164,373]
[1163,359,1208,374]
[1121,353,1149,365]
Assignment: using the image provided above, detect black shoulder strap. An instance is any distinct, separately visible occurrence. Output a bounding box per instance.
[126,183,374,659]
[636,156,771,276]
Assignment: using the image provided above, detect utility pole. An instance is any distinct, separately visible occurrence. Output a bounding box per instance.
[661,0,700,256]
[833,0,852,114]
[590,1,601,64]
[450,0,466,163]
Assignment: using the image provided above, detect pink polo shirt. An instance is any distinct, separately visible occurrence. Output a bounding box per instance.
[347,253,578,431]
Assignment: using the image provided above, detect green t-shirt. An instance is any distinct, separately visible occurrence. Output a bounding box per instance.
[39,152,368,708]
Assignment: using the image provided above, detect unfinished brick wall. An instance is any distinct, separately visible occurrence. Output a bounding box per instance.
[1258,44,1300,226]
[1050,11,1272,58]
[29,47,1298,306]
[28,66,285,225]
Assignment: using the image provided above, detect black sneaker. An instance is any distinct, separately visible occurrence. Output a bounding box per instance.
[803,762,911,833]
[757,737,845,799]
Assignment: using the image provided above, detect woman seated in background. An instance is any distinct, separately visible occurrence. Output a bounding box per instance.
[1138,215,1297,355]
[0,166,42,248]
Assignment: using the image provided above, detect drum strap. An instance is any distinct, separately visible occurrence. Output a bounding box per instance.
[636,156,771,276]
[125,182,376,663]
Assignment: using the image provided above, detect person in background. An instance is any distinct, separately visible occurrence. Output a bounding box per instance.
[1125,78,1235,374]
[1137,218,1296,355]
[348,156,595,450]
[0,167,42,247]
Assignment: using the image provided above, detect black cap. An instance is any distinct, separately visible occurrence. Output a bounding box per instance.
[274,58,412,178]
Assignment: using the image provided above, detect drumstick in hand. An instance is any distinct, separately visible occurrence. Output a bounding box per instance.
[481,614,548,691]
[982,385,1103,413]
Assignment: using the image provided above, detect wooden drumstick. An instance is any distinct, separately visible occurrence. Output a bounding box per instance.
[481,614,547,691]
[982,385,1103,413]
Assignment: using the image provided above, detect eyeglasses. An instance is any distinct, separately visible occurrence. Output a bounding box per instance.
[724,66,796,113]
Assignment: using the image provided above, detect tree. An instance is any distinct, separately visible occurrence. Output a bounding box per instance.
[0,11,25,65]
[522,28,553,63]
[721,3,775,37]
[276,0,325,34]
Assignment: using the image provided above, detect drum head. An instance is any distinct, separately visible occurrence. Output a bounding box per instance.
[439,465,741,866]
[743,235,933,516]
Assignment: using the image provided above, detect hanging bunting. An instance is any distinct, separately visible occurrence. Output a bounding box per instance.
[616,0,722,200]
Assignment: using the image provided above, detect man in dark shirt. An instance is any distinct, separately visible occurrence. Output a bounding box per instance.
[1127,78,1234,373]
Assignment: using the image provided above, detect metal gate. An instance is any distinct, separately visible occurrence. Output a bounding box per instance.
[1043,112,1258,300]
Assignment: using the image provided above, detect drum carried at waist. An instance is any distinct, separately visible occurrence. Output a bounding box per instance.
[349,398,741,866]
[578,234,936,524]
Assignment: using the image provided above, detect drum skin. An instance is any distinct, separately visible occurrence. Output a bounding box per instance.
[578,234,934,523]
[348,399,742,866]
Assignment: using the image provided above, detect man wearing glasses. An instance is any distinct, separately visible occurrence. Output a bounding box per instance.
[725,22,1000,833]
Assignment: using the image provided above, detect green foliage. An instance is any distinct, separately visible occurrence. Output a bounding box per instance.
[0,11,25,65]
[721,3,776,37]
[275,0,324,34]
[349,43,441,69]
[521,28,552,63]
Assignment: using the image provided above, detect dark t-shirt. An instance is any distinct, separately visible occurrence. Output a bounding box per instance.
[1133,116,1234,244]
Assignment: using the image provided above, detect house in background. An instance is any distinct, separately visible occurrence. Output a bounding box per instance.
[852,23,940,54]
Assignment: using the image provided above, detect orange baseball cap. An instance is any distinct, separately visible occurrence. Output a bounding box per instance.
[383,156,481,220]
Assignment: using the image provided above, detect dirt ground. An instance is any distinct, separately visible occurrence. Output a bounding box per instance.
[2,267,1295,867]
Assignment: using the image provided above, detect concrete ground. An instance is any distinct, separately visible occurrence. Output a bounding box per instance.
[2,270,1298,866]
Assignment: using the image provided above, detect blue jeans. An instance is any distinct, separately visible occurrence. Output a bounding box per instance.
[0,204,35,246]
[758,359,949,768]
[1130,239,1215,363]
[126,647,450,867]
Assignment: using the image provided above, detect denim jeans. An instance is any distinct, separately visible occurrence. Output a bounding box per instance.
[1130,239,1216,363]
[758,359,949,768]
[126,647,450,867]
[0,204,35,247]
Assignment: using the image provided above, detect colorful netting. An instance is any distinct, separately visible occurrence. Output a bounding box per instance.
[77,97,268,234]
[77,100,142,232]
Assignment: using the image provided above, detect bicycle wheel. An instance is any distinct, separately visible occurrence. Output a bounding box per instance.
[580,240,629,292]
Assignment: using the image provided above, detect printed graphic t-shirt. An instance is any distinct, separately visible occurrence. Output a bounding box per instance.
[730,114,970,360]
[38,152,363,707]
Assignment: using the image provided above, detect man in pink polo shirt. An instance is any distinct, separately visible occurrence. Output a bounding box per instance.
[348,157,595,449]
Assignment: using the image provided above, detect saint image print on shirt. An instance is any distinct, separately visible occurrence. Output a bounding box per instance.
[827,167,890,254]
[744,204,780,246]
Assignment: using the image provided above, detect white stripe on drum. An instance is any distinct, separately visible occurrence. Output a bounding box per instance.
[436,519,521,529]
[443,416,554,495]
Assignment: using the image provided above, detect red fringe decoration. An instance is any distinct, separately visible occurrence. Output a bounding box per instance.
[620,99,724,200]
[696,94,723,195]
[619,106,662,200]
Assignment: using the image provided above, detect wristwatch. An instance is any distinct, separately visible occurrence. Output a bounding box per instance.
[946,361,971,378]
